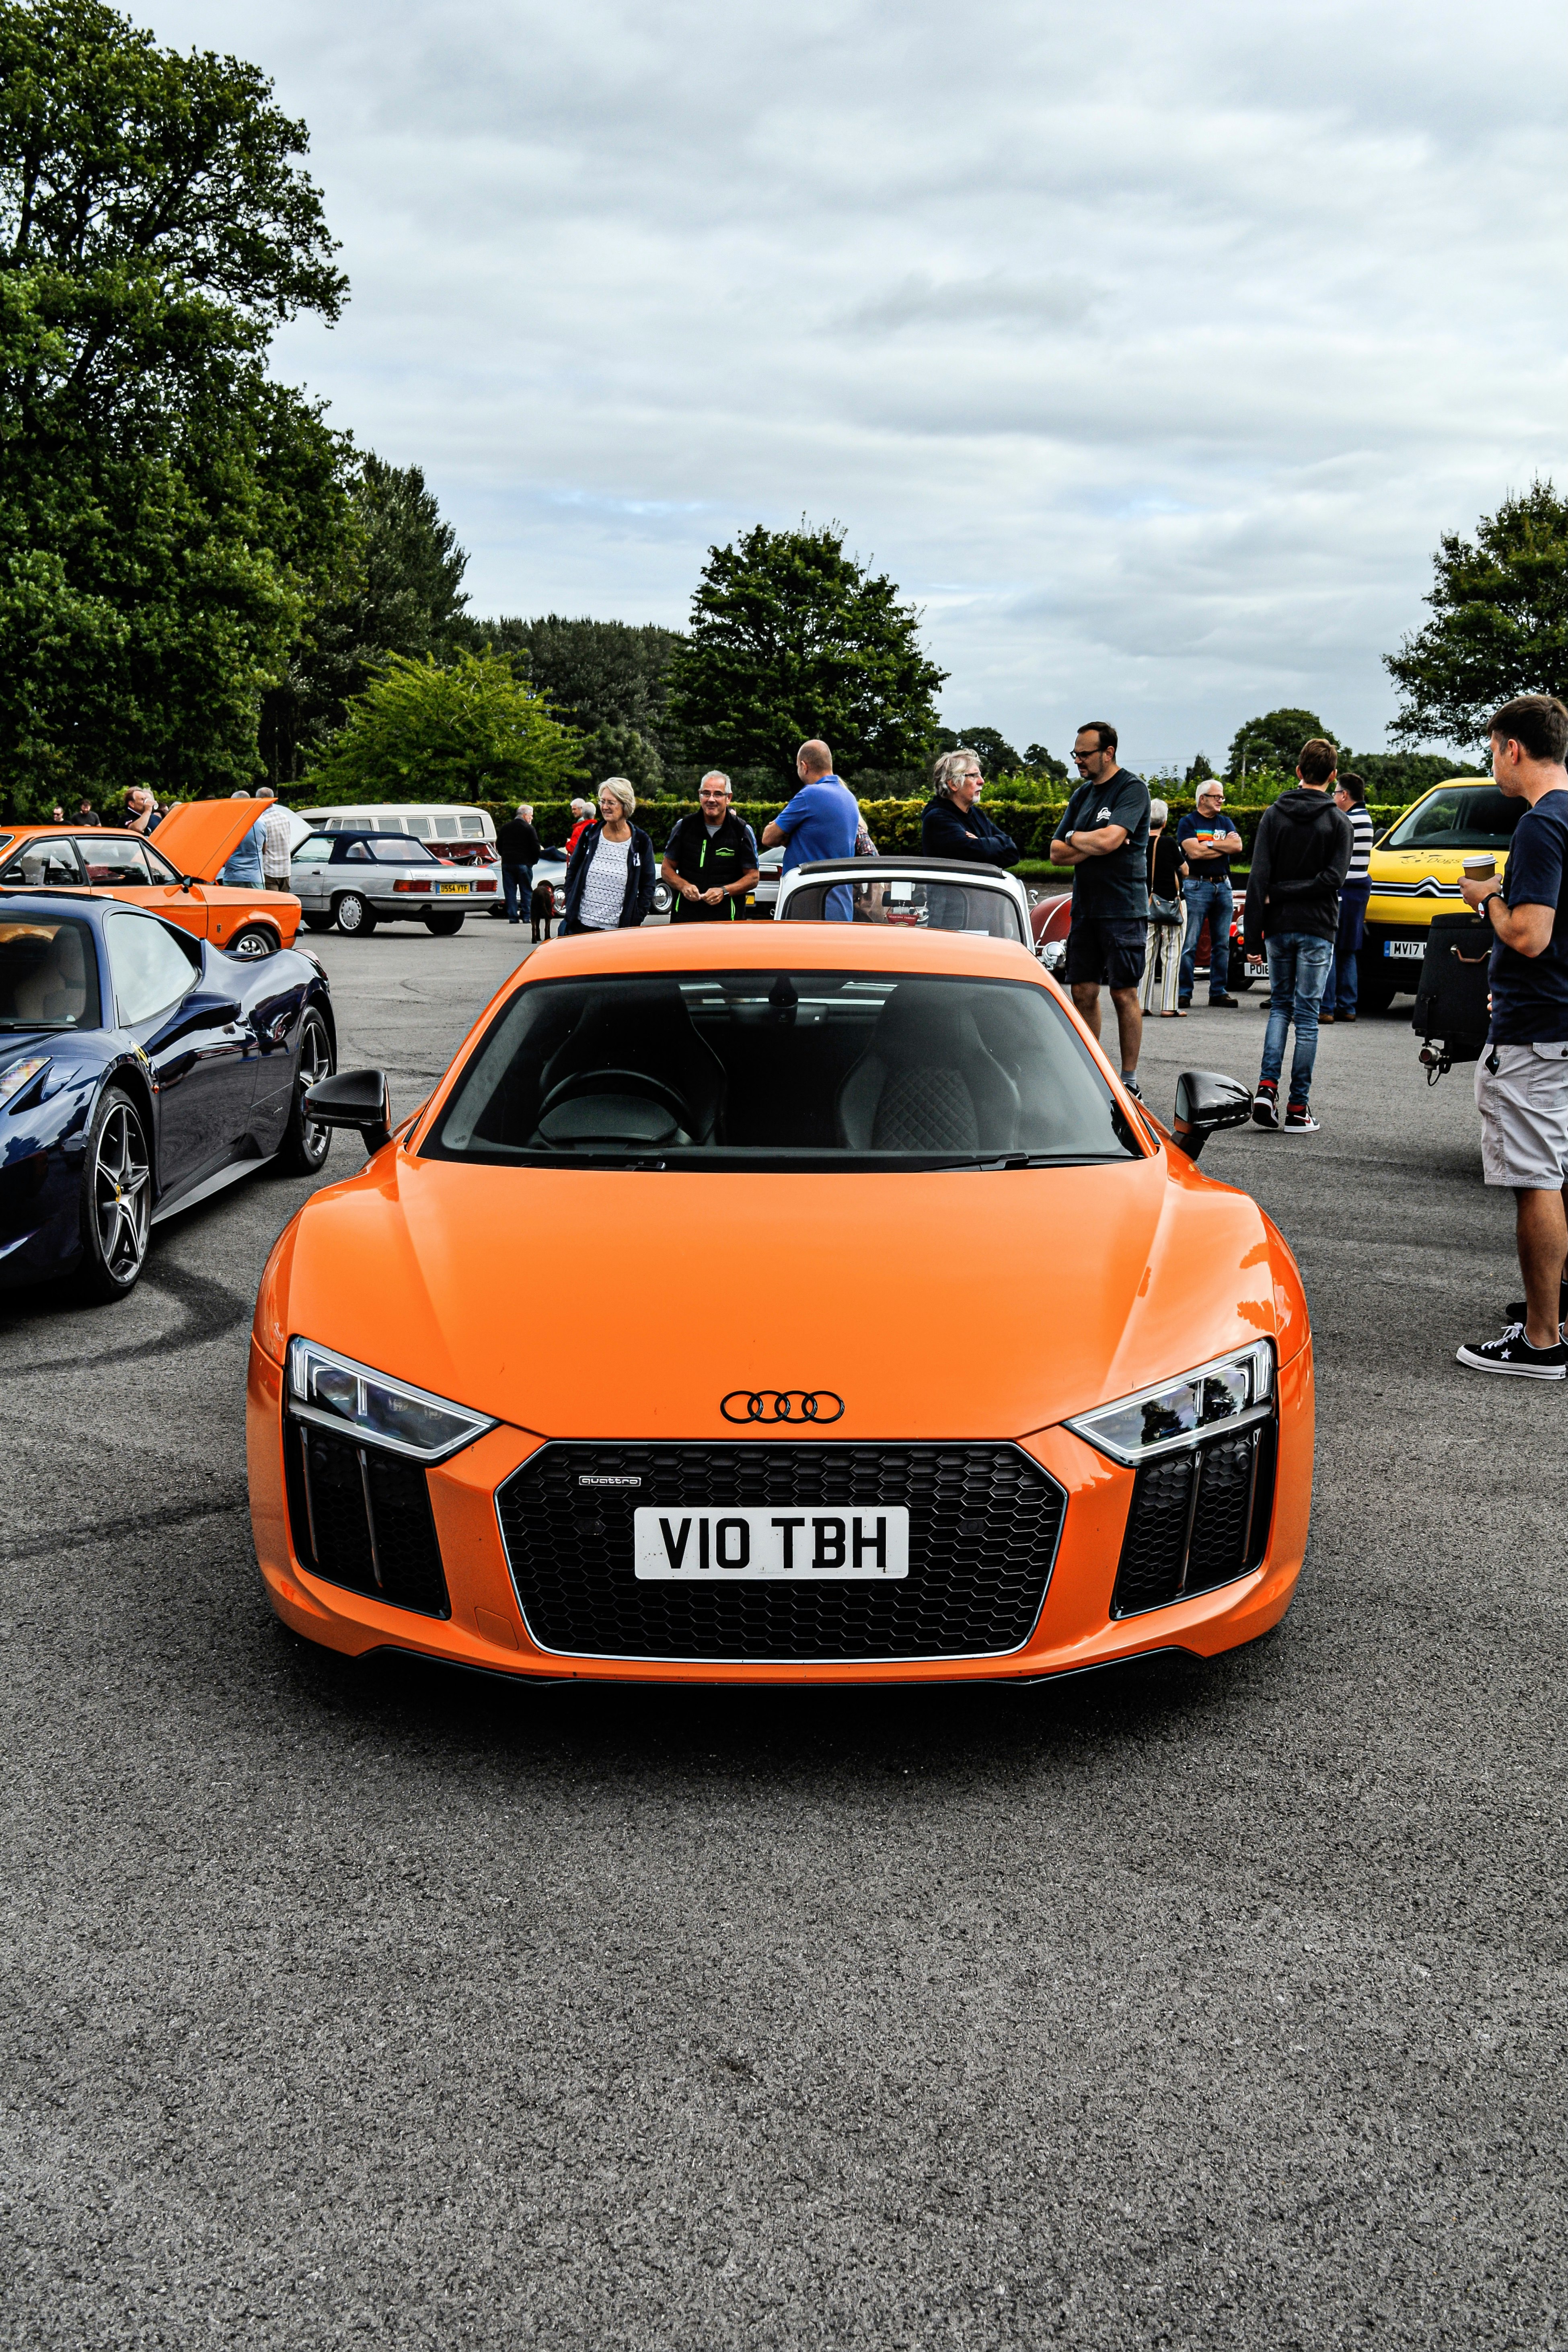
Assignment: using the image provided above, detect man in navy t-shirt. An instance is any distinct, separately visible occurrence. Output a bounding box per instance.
[762,739,860,921]
[1456,694,1568,1378]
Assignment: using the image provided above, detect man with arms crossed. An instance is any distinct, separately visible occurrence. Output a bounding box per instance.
[762,739,859,921]
[1050,722,1152,1095]
[1456,695,1568,1377]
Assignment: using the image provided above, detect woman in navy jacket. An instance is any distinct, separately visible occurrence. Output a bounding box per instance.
[560,779,656,933]
[920,751,1021,866]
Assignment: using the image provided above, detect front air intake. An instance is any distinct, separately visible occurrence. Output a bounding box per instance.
[1110,1416,1276,1618]
[284,1421,450,1618]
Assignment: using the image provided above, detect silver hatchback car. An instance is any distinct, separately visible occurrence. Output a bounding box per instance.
[290,831,499,936]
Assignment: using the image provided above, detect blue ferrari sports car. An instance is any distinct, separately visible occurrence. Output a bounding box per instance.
[0,890,337,1301]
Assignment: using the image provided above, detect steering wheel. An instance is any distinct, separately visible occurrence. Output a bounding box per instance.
[534,1067,695,1149]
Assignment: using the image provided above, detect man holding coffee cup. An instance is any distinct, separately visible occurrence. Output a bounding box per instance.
[1455,694,1568,1377]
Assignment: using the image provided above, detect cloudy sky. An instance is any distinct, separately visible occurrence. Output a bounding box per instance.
[146,0,1565,769]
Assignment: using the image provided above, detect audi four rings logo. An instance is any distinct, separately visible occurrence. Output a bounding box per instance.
[721,1388,845,1424]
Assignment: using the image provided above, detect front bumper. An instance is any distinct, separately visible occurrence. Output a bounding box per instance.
[247,1340,1313,1685]
[1362,919,1433,990]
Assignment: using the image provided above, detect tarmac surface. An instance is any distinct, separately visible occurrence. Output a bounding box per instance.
[3,921,1564,2350]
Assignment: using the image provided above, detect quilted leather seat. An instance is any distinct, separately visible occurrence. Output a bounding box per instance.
[836,985,1020,1153]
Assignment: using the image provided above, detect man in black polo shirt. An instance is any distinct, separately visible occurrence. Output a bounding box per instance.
[662,771,760,921]
[1050,720,1152,1095]
[1456,695,1568,1377]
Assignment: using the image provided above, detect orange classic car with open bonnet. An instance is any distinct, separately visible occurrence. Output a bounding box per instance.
[248,915,1311,1687]
[0,799,301,958]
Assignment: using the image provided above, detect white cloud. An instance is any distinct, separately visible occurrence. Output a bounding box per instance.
[144,0,1566,762]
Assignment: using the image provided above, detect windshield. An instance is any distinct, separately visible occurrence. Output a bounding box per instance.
[781,874,1025,940]
[0,917,99,1028]
[425,970,1141,1169]
[1385,787,1525,851]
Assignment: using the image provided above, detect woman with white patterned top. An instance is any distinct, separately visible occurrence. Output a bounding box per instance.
[560,779,655,935]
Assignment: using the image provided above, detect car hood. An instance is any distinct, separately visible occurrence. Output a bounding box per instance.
[277,1150,1287,1441]
[154,798,274,881]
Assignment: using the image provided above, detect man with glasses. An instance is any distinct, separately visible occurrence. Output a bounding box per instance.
[1175,779,1243,1010]
[1050,722,1152,1095]
[662,771,760,921]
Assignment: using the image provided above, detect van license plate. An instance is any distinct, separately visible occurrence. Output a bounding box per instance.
[633,1506,908,1580]
[1384,939,1424,959]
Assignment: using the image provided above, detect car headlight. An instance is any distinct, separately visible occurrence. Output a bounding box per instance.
[287,1336,495,1463]
[0,1053,49,1107]
[1067,1341,1274,1466]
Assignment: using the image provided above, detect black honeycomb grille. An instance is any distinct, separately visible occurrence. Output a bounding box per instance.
[496,1443,1066,1661]
[284,1420,450,1618]
[1110,1415,1276,1618]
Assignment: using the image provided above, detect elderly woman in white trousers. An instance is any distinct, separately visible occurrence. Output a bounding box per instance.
[1141,799,1187,1016]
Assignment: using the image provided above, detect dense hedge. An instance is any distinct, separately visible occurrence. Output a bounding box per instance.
[85,785,1406,856]
[473,797,1408,859]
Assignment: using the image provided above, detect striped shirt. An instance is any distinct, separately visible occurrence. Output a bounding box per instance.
[1345,802,1373,883]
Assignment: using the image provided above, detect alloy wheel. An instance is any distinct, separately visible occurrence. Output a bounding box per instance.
[229,925,275,958]
[93,1100,151,1281]
[298,1014,332,1159]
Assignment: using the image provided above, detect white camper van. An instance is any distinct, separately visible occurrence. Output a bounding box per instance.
[291,802,496,851]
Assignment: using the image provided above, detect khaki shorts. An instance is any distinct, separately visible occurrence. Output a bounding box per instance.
[1475,1041,1568,1189]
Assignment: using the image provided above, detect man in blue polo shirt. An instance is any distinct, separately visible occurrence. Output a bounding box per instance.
[1456,694,1568,1377]
[762,739,860,920]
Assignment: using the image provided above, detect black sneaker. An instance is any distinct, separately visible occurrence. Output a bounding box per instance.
[1251,1084,1279,1130]
[1283,1102,1319,1132]
[1121,1074,1144,1102]
[1208,993,1240,1009]
[1456,1322,1568,1380]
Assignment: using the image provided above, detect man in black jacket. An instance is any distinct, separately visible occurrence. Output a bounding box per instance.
[662,771,760,921]
[497,802,541,926]
[921,748,1019,936]
[1244,739,1352,1132]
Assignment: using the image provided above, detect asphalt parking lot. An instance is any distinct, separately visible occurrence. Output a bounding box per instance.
[3,926,1564,2350]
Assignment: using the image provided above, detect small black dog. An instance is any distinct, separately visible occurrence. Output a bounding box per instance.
[530,882,555,944]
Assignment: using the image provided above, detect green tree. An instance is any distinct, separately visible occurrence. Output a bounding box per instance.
[466,614,686,763]
[304,649,586,804]
[667,522,947,777]
[260,454,472,781]
[934,724,1022,773]
[0,0,356,816]
[1385,481,1568,747]
[1225,708,1331,779]
[1185,751,1216,782]
[1023,742,1069,782]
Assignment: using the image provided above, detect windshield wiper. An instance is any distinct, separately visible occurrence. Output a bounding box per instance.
[934,1151,1124,1170]
[0,1017,77,1031]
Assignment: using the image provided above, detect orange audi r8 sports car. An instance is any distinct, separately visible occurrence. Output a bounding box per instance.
[0,800,300,958]
[248,921,1312,1687]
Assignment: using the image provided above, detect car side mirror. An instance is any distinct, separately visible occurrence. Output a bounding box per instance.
[305,1068,392,1154]
[1172,1069,1252,1160]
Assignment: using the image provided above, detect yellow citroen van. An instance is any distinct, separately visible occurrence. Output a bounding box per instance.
[1361,779,1519,1010]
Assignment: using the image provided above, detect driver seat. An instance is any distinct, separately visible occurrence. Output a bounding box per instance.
[837,985,1019,1152]
[537,987,726,1143]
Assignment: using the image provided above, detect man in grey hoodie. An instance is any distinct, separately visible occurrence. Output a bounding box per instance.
[1243,738,1352,1133]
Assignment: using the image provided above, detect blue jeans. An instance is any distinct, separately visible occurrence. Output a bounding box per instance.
[1319,883,1369,1016]
[1180,875,1234,1002]
[502,861,532,922]
[1260,935,1334,1102]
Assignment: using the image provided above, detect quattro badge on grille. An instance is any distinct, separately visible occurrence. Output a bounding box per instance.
[579,1474,642,1486]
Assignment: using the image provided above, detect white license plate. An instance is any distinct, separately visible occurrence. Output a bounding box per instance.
[1384,938,1425,959]
[633,1505,909,1581]
[437,882,468,894]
